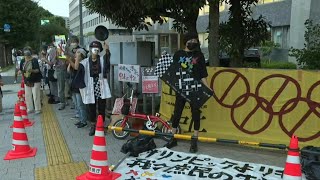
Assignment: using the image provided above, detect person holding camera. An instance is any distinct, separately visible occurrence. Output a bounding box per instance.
[20,47,42,114]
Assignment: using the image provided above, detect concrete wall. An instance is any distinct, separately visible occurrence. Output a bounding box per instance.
[310,0,320,24]
[288,0,312,63]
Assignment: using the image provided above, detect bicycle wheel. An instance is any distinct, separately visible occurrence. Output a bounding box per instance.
[161,122,181,142]
[111,119,131,140]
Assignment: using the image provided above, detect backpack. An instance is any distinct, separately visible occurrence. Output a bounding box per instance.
[301,146,320,180]
[121,134,156,157]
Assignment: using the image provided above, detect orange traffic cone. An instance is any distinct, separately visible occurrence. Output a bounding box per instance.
[20,101,34,127]
[283,135,302,180]
[4,103,37,160]
[76,115,121,180]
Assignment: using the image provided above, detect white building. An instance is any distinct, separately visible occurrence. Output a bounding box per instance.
[69,0,132,46]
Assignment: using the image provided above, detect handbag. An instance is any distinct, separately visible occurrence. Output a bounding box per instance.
[48,67,57,82]
[71,65,86,89]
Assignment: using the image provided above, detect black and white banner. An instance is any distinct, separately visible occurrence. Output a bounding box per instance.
[116,147,284,180]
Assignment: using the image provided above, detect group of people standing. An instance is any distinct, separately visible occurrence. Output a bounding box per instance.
[13,32,207,152]
[17,36,112,136]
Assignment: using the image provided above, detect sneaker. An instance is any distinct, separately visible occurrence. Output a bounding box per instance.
[165,138,178,149]
[58,105,65,110]
[14,80,17,84]
[35,110,41,115]
[77,123,87,128]
[189,137,198,153]
[71,115,79,120]
[89,126,95,136]
[74,121,81,126]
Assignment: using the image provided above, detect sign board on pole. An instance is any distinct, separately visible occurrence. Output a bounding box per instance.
[118,64,140,83]
[142,67,158,94]
[3,24,11,32]
[54,35,67,59]
[41,20,50,25]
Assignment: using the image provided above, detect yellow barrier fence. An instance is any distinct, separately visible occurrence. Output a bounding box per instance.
[160,67,320,147]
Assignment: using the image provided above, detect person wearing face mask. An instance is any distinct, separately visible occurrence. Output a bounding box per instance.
[79,41,111,136]
[67,48,88,128]
[20,47,42,114]
[165,32,210,153]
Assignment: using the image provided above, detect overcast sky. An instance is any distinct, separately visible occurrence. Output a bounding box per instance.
[36,0,69,17]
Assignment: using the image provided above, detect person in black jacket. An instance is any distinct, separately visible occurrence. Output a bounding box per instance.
[165,32,211,153]
[20,47,42,114]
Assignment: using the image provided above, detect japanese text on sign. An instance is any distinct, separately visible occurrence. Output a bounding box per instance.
[118,64,140,83]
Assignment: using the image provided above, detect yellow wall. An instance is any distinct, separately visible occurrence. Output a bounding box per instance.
[160,67,320,147]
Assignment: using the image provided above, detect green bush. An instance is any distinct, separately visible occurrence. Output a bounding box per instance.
[261,61,297,69]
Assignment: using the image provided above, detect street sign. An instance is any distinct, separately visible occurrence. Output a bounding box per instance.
[41,20,50,25]
[3,24,11,32]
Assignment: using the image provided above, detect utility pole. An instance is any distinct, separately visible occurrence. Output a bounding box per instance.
[79,0,84,46]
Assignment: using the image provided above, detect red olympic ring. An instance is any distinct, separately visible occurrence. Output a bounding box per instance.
[210,69,250,108]
[278,97,320,142]
[255,74,301,116]
[230,93,273,134]
[307,80,320,117]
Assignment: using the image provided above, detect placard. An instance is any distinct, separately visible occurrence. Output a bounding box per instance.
[142,67,158,94]
[118,64,140,83]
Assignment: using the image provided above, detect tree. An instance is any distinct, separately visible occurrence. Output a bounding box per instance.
[219,0,269,67]
[289,20,320,69]
[83,0,206,34]
[0,0,68,50]
[260,41,279,63]
[208,0,220,67]
[0,0,40,47]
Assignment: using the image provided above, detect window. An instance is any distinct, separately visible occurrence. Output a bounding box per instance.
[160,35,169,47]
[258,0,284,4]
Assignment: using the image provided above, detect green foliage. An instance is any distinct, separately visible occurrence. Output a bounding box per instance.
[261,61,296,69]
[0,0,68,50]
[260,41,280,57]
[289,20,320,70]
[219,0,270,67]
[83,0,207,33]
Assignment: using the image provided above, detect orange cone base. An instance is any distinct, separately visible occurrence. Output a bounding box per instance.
[4,147,37,160]
[24,120,35,127]
[76,171,121,180]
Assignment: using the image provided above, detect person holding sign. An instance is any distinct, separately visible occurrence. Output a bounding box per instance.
[165,32,211,153]
[79,41,111,136]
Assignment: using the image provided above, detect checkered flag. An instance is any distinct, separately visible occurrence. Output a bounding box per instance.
[155,53,173,78]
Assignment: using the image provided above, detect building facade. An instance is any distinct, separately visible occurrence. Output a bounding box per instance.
[134,0,320,62]
[69,0,132,47]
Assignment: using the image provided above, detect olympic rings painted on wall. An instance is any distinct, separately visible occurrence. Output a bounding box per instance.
[210,69,250,108]
[210,69,320,141]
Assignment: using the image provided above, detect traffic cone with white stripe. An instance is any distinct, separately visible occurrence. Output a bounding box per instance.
[76,115,121,180]
[4,103,37,160]
[20,100,34,127]
[20,78,25,101]
[283,135,302,180]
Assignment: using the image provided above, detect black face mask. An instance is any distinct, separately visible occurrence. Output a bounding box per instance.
[187,42,198,51]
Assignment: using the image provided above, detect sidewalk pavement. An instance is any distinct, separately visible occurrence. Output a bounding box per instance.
[0,84,287,180]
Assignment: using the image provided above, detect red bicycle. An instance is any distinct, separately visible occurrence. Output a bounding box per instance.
[111,83,181,141]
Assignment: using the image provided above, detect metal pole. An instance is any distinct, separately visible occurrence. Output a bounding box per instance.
[151,93,155,115]
[143,94,147,113]
[107,126,288,150]
[79,0,84,46]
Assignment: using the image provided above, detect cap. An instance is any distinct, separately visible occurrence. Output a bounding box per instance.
[89,41,103,52]
[183,32,199,45]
